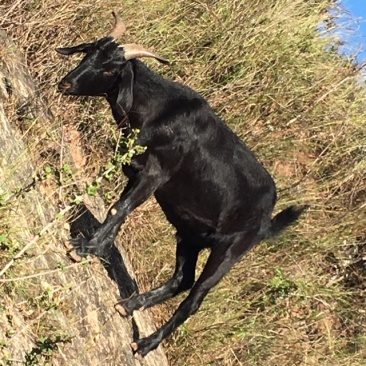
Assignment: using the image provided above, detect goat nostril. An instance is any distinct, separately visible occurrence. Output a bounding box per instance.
[58,80,74,92]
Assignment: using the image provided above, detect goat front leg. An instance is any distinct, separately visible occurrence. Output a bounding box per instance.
[71,167,163,258]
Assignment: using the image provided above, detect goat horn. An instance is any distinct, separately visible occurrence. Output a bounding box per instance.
[109,11,126,39]
[120,43,170,64]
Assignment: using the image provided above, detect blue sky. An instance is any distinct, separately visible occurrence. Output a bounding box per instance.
[340,0,366,62]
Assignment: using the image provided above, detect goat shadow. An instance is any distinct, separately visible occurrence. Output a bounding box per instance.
[68,204,140,340]
[68,204,139,298]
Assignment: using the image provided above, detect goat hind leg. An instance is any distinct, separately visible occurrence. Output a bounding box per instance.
[131,232,258,357]
[131,230,261,357]
[116,236,199,316]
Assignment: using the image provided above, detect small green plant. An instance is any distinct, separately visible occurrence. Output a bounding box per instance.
[0,233,21,256]
[101,128,147,181]
[55,163,74,186]
[42,163,74,186]
[86,181,100,196]
[67,193,83,205]
[267,267,298,303]
[43,166,53,180]
[85,129,146,198]
[57,261,67,270]
[0,234,8,246]
[115,129,147,165]
[24,334,71,366]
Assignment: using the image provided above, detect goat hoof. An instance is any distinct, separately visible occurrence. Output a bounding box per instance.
[67,250,83,262]
[115,302,129,317]
[134,352,144,361]
[115,298,136,316]
[131,342,139,352]
[131,337,158,358]
[64,240,74,251]
[131,342,144,360]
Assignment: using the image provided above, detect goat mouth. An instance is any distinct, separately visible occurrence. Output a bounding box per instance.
[57,86,75,95]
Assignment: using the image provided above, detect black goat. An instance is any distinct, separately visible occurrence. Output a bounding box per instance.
[57,12,305,358]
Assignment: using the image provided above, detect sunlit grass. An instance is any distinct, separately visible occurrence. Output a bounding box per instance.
[1,0,365,365]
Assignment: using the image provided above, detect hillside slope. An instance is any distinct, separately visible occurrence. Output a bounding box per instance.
[1,0,365,365]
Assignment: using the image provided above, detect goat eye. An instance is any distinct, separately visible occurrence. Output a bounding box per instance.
[103,70,115,76]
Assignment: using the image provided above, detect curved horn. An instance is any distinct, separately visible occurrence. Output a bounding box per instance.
[120,43,170,64]
[108,11,126,39]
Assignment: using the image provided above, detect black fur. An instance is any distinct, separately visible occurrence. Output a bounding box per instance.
[57,35,305,357]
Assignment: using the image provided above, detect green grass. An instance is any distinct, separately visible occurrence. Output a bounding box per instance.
[1,0,366,365]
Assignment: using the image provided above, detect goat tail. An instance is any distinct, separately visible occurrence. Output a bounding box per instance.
[261,205,307,240]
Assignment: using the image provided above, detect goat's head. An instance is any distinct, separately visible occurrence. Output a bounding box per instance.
[56,12,169,97]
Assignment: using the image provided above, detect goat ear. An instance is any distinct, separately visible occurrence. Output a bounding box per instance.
[120,44,170,65]
[56,43,92,55]
[116,62,134,116]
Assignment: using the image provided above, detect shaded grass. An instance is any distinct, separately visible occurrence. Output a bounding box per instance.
[1,0,366,365]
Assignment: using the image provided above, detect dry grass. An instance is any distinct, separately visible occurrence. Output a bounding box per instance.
[1,0,366,365]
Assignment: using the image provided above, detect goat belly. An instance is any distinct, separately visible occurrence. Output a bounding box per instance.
[154,184,220,236]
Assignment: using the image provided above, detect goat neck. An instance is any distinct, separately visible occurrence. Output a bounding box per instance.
[106,59,172,133]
